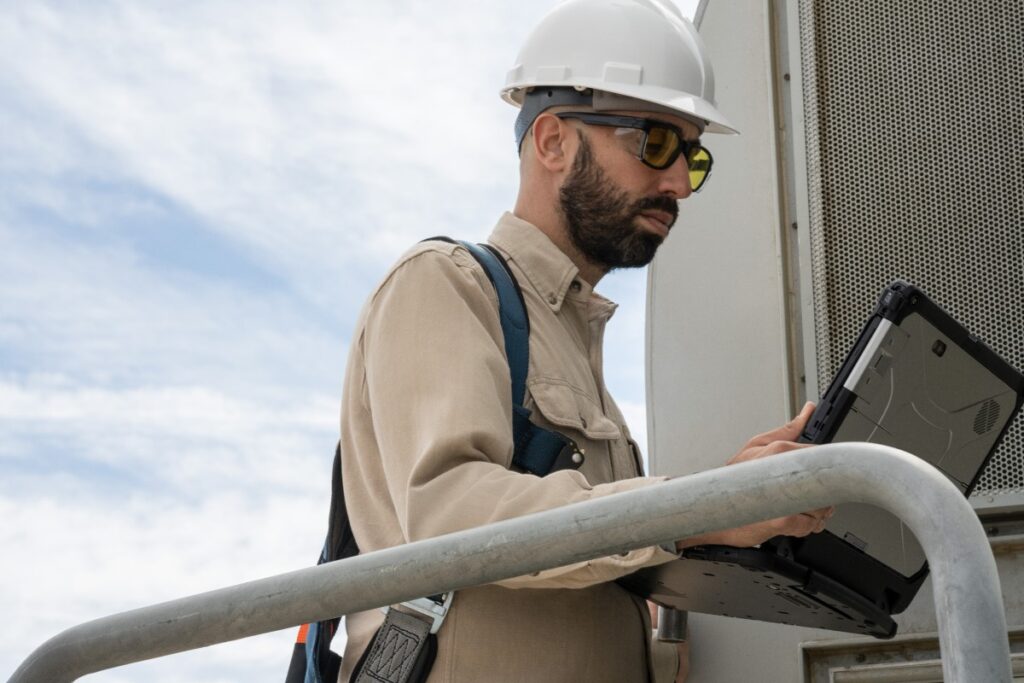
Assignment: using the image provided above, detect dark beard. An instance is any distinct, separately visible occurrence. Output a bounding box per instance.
[558,133,678,271]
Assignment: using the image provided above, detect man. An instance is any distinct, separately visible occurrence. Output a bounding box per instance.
[336,1,831,681]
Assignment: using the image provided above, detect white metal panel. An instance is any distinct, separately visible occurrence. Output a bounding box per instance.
[646,0,792,478]
[646,0,1024,680]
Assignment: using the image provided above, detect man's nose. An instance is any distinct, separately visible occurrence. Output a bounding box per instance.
[657,155,693,200]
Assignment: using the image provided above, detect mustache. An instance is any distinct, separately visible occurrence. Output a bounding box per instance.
[635,196,679,225]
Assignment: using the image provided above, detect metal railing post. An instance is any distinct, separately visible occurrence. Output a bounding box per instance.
[8,444,1012,682]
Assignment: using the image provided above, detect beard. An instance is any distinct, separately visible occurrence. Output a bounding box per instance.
[558,133,679,271]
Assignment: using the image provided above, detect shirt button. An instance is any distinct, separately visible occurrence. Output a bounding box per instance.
[547,293,558,305]
[570,281,581,292]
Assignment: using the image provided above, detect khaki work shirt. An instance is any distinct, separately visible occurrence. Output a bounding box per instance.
[338,213,678,682]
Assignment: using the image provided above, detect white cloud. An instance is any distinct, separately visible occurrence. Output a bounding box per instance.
[0,221,347,395]
[0,1,702,679]
[0,1,542,309]
[0,492,325,682]
[0,378,336,483]
[0,376,336,680]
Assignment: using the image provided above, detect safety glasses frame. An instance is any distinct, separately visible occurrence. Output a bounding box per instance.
[554,111,713,191]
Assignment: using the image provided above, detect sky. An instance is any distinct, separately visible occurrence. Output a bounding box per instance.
[0,1,698,680]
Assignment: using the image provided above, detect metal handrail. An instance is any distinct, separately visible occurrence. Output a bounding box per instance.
[8,443,1013,682]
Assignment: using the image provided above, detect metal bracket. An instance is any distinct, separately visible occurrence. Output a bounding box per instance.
[381,593,453,634]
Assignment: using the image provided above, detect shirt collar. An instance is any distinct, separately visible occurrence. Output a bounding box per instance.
[488,212,585,313]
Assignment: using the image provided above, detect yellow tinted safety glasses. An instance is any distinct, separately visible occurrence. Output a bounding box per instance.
[556,112,713,191]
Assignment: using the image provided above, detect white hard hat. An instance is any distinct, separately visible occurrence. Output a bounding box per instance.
[502,0,737,136]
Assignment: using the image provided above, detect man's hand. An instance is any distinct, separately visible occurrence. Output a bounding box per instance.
[677,402,834,550]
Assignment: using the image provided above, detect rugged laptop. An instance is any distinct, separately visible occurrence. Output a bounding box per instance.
[621,281,1024,638]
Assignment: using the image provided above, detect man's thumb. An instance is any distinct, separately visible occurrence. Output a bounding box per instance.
[785,402,815,434]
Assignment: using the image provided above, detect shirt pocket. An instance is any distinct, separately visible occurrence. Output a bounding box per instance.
[527,379,623,483]
[528,378,621,439]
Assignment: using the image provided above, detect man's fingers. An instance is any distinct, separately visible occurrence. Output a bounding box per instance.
[727,438,813,466]
[784,514,821,537]
[793,506,834,535]
[756,440,814,458]
[798,507,834,522]
[701,504,838,548]
[772,440,813,455]
[782,401,815,439]
[746,403,815,447]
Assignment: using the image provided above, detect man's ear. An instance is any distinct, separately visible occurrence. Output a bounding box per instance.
[530,112,573,173]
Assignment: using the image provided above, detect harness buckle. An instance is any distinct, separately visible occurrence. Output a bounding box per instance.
[380,593,454,634]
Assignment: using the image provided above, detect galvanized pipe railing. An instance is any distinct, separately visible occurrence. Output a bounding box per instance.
[9,444,1013,682]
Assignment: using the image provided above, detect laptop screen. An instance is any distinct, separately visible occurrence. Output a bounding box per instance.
[824,311,1018,576]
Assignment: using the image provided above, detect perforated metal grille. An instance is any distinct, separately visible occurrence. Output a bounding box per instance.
[797,1,1024,496]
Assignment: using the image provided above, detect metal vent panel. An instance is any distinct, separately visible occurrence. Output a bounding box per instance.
[797,1,1024,496]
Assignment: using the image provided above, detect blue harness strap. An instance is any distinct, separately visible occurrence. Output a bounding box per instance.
[456,243,529,405]
[455,240,584,477]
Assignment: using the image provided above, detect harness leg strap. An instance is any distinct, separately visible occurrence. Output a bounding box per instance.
[353,609,437,683]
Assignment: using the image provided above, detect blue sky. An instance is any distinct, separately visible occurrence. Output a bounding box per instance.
[1,1,697,680]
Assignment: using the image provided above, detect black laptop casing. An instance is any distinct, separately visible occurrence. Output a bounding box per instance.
[622,281,1024,638]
